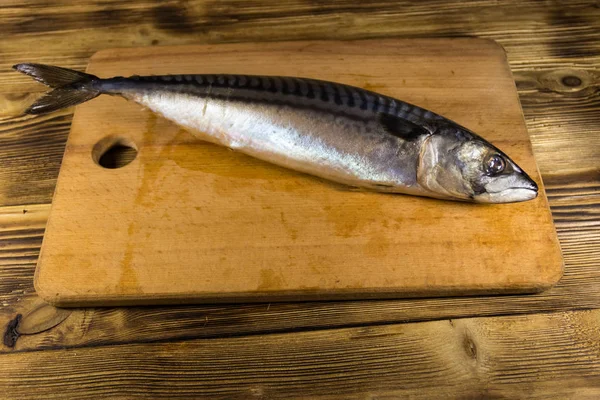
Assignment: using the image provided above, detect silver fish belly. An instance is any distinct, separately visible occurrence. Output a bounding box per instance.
[126,87,424,194]
[14,64,539,203]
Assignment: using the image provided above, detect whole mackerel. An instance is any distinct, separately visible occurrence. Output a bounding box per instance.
[15,63,537,203]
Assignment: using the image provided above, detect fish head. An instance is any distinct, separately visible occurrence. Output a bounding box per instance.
[417,131,538,203]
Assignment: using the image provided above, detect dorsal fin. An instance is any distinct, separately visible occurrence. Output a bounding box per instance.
[378,113,430,141]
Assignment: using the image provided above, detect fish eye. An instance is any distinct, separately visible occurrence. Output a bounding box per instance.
[485,154,506,176]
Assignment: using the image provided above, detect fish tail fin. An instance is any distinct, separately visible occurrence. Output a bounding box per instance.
[13,63,102,115]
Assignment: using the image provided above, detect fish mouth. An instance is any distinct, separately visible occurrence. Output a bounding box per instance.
[495,187,538,202]
[475,179,538,204]
[502,178,538,196]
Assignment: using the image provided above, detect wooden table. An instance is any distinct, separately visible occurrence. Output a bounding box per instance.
[1,1,599,398]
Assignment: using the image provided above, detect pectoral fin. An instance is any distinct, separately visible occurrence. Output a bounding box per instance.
[378,113,430,141]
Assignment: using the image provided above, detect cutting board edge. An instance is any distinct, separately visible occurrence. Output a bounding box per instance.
[87,37,510,65]
[34,269,564,307]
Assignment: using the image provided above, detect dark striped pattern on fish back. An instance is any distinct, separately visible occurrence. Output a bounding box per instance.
[127,74,445,122]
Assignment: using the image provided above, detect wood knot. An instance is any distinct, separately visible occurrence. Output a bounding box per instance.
[537,69,594,94]
[561,75,582,87]
[463,335,477,360]
[3,314,21,348]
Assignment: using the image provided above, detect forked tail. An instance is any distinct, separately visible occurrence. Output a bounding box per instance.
[13,63,101,114]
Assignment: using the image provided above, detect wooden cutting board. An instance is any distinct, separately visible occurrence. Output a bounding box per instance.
[35,39,564,306]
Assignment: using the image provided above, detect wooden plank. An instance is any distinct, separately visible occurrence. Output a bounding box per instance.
[1,2,599,81]
[3,310,600,399]
[0,204,47,302]
[0,0,598,350]
[0,1,599,397]
[0,112,70,207]
[0,188,597,351]
[1,1,599,208]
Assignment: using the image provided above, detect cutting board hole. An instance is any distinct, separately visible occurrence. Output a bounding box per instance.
[93,136,138,169]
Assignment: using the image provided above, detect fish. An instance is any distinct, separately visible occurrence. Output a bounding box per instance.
[14,63,538,203]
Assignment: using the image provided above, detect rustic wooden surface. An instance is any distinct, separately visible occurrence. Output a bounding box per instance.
[1,0,599,398]
[35,39,562,306]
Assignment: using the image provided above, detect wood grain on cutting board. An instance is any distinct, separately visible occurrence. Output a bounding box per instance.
[34,39,563,306]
